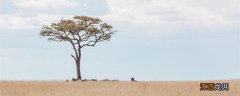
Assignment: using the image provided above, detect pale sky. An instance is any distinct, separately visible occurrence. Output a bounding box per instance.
[0,0,239,80]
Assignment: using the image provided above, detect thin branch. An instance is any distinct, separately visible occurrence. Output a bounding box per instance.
[80,38,105,48]
[71,54,77,61]
[81,41,97,48]
[69,40,79,58]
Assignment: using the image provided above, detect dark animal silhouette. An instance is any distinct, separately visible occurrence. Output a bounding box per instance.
[72,78,78,81]
[131,77,136,82]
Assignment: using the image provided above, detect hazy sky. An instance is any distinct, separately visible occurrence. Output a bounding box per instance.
[0,0,239,80]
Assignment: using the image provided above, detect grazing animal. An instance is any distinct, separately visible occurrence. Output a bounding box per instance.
[82,79,87,82]
[82,79,97,82]
[83,79,91,82]
[72,78,78,81]
[101,79,109,81]
[91,79,97,81]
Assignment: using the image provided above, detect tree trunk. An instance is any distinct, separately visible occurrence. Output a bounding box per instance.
[71,41,82,80]
[76,57,81,80]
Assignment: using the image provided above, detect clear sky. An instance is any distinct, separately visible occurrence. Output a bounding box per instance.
[0,0,239,80]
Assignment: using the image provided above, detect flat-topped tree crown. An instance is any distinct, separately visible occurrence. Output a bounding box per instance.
[40,16,113,48]
[40,16,115,80]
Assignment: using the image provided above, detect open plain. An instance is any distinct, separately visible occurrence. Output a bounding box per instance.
[0,80,239,96]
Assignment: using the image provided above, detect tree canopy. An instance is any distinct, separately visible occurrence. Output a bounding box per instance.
[40,16,114,48]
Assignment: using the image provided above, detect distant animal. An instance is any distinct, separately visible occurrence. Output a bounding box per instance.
[91,79,97,81]
[131,77,136,82]
[101,79,109,81]
[82,79,87,82]
[72,78,78,81]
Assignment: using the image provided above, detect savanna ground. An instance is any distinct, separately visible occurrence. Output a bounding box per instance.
[0,80,239,96]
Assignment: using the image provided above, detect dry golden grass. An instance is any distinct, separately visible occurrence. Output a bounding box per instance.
[0,80,239,96]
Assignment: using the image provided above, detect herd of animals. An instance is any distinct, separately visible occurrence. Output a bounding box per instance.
[67,77,137,82]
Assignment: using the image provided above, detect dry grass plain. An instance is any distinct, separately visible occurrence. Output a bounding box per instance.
[0,80,239,96]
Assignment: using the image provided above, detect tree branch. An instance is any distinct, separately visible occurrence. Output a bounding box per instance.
[69,40,79,58]
[80,38,105,48]
[71,54,77,61]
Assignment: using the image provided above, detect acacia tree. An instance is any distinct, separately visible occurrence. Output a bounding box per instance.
[40,16,114,80]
